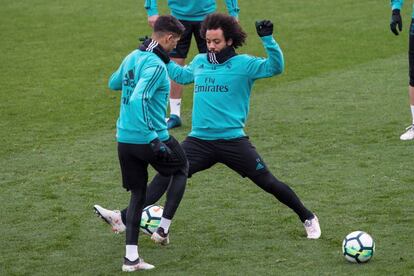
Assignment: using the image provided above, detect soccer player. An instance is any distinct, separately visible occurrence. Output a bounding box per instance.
[390,0,414,140]
[101,15,188,272]
[95,13,321,242]
[144,0,240,129]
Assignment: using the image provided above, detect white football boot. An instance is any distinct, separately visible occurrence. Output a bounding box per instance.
[93,204,126,234]
[122,257,155,272]
[151,227,170,245]
[400,125,414,141]
[304,215,321,239]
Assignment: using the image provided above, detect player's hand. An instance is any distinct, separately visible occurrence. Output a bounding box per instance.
[139,35,149,42]
[255,20,273,37]
[148,15,159,28]
[390,9,402,35]
[150,138,172,161]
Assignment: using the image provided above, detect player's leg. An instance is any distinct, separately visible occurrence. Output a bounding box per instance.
[150,136,217,244]
[401,18,414,140]
[150,171,187,245]
[218,137,321,239]
[95,137,216,240]
[249,172,314,222]
[168,57,185,129]
[117,142,154,271]
[192,21,208,54]
[249,172,320,239]
[149,136,188,244]
[117,174,172,229]
[167,20,193,129]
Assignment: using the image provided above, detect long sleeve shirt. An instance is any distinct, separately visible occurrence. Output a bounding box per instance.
[109,50,170,144]
[166,35,284,140]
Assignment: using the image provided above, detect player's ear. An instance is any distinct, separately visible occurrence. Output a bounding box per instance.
[166,33,174,42]
[226,38,233,47]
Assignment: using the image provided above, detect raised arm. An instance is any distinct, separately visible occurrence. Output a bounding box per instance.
[390,0,404,35]
[246,20,284,80]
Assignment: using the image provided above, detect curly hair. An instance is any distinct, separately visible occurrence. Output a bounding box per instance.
[200,13,247,48]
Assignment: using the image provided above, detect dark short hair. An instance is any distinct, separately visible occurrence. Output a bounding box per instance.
[200,13,247,48]
[153,15,185,37]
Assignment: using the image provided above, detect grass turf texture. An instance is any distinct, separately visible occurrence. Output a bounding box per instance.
[1,0,413,275]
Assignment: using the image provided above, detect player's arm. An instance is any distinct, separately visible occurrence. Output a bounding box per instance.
[108,64,123,91]
[246,20,284,80]
[224,0,240,19]
[390,0,403,35]
[166,60,195,85]
[144,0,159,27]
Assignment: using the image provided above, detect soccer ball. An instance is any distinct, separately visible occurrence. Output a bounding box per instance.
[342,231,375,263]
[140,205,163,235]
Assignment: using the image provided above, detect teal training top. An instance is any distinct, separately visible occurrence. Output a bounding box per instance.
[391,0,414,18]
[108,50,170,144]
[144,0,239,21]
[166,35,284,140]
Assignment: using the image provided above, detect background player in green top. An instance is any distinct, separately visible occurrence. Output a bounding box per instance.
[390,0,414,140]
[144,0,240,129]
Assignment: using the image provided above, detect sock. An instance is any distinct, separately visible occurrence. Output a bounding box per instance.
[159,217,171,233]
[169,98,181,117]
[411,105,414,125]
[125,245,139,262]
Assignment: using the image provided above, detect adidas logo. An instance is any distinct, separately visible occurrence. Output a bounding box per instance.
[256,162,264,170]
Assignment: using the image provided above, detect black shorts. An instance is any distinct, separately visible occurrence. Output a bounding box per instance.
[409,19,414,86]
[181,136,269,178]
[169,20,207,59]
[118,136,188,191]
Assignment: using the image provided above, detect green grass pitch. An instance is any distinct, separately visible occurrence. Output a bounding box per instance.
[1,0,413,275]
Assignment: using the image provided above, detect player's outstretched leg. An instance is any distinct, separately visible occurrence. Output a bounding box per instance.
[250,172,321,239]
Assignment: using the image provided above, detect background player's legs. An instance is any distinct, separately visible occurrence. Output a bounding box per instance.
[168,57,185,129]
[409,85,414,121]
[401,19,414,140]
[249,172,313,223]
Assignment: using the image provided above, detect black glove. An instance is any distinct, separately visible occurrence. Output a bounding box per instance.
[138,35,149,42]
[390,9,402,35]
[255,20,274,37]
[150,138,172,161]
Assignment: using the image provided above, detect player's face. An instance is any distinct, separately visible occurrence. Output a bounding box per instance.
[206,28,233,53]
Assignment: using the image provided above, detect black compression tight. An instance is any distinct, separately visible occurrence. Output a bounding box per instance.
[249,172,313,222]
[121,172,186,223]
[125,188,146,245]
